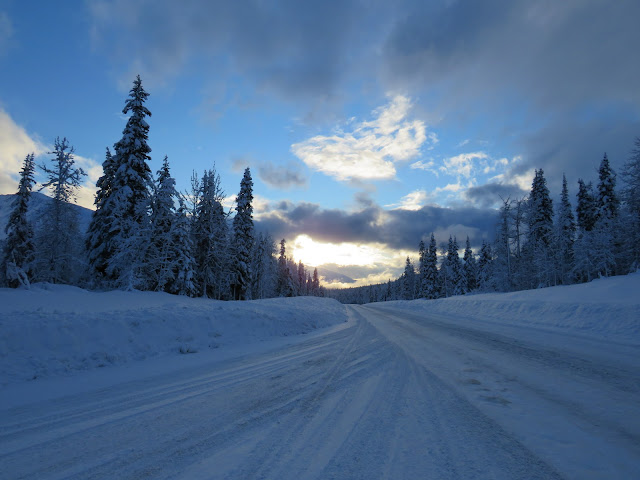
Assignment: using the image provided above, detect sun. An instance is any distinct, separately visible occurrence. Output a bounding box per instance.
[289,234,386,268]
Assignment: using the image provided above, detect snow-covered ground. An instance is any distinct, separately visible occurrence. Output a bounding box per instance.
[1,275,639,479]
[0,285,349,386]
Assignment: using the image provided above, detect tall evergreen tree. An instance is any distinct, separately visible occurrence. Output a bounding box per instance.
[596,153,619,221]
[424,233,439,299]
[525,169,554,287]
[621,137,640,268]
[462,236,478,292]
[35,137,86,284]
[106,75,154,289]
[147,156,179,291]
[231,167,254,300]
[193,168,229,299]
[277,239,293,297]
[417,239,427,298]
[169,197,197,296]
[576,179,597,232]
[2,153,36,287]
[86,147,117,283]
[477,240,493,291]
[554,174,576,284]
[401,256,415,300]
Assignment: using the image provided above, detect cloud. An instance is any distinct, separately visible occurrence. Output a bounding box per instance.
[291,95,430,181]
[0,109,47,194]
[256,199,496,252]
[385,189,431,211]
[87,0,373,102]
[464,182,529,209]
[257,162,307,189]
[0,109,101,210]
[441,152,488,179]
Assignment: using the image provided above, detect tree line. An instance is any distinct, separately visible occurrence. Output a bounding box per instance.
[1,76,323,300]
[329,146,640,304]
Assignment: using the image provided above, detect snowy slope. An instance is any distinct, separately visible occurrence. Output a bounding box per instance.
[0,193,92,241]
[380,272,640,343]
[0,285,349,385]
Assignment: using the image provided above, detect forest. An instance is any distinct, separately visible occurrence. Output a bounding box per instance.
[2,76,639,304]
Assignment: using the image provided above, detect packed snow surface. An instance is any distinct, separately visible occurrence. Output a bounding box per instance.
[1,274,639,479]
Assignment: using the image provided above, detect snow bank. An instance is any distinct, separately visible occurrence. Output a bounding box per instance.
[380,272,640,342]
[0,285,348,385]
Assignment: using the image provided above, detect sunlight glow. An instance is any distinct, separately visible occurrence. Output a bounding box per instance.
[290,234,387,267]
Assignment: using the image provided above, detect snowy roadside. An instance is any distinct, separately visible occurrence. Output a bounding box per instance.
[371,272,640,344]
[0,284,349,386]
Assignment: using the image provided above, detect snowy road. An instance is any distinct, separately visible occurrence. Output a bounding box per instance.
[1,305,639,479]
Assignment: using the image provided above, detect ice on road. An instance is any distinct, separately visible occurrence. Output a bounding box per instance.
[1,305,639,479]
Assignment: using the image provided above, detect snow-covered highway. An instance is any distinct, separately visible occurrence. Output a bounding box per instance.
[2,303,638,479]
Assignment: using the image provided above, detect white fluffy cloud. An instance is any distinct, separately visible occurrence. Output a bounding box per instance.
[291,95,431,181]
[0,109,46,194]
[441,152,488,179]
[385,189,431,211]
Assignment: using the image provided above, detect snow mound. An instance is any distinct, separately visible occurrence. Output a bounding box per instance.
[383,272,640,341]
[0,285,348,385]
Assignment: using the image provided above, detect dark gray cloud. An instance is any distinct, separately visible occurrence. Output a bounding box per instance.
[89,0,376,102]
[257,162,307,189]
[255,200,497,251]
[464,183,529,209]
[382,0,640,187]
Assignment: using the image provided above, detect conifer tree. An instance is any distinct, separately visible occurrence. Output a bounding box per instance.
[417,240,427,298]
[596,153,619,221]
[86,147,117,283]
[401,256,415,300]
[554,174,576,284]
[193,168,229,298]
[35,137,86,284]
[576,179,597,232]
[277,239,293,297]
[106,75,153,289]
[621,137,640,268]
[2,153,36,287]
[424,233,439,299]
[231,167,254,300]
[462,236,478,292]
[147,156,179,291]
[312,267,320,296]
[169,197,197,296]
[477,240,493,291]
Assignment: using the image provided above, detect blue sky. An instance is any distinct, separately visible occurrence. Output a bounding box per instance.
[1,0,639,286]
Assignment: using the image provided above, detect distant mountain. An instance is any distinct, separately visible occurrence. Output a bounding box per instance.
[316,267,356,285]
[0,193,93,241]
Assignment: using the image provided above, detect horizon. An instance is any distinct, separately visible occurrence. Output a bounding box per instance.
[1,1,639,286]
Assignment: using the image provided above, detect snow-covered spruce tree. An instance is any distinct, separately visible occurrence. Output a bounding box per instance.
[573,179,598,282]
[35,137,87,284]
[169,197,197,296]
[105,75,154,289]
[440,235,464,297]
[554,174,576,284]
[590,153,620,277]
[477,240,493,291]
[524,169,554,288]
[250,232,277,299]
[86,147,117,284]
[401,257,415,300]
[621,137,640,269]
[297,260,307,296]
[417,240,427,298]
[576,179,597,232]
[146,156,179,292]
[2,153,36,287]
[193,168,229,299]
[492,199,513,291]
[312,267,321,296]
[231,167,254,300]
[277,239,293,297]
[463,236,478,292]
[425,233,440,299]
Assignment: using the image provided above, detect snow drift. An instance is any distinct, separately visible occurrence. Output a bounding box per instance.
[0,285,349,385]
